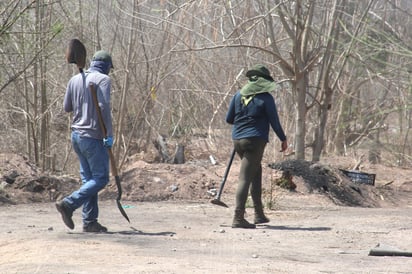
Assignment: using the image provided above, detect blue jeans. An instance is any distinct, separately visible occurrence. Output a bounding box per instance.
[64,131,109,225]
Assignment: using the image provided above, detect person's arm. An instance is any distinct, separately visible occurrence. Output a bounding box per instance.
[97,77,113,137]
[265,94,287,151]
[266,96,286,140]
[63,82,73,113]
[226,93,237,124]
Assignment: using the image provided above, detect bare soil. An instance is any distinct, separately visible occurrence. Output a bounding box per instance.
[1,145,412,273]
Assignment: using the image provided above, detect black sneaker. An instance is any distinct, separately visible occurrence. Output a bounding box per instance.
[55,200,74,229]
[232,218,256,229]
[83,222,108,233]
[254,215,270,224]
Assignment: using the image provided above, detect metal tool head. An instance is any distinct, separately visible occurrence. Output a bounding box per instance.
[114,175,130,223]
[211,198,229,208]
[117,199,130,223]
[65,38,86,70]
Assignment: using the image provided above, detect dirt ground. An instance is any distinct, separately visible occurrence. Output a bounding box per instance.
[1,145,412,273]
[1,197,412,273]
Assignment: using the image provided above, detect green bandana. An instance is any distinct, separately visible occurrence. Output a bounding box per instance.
[240,76,276,106]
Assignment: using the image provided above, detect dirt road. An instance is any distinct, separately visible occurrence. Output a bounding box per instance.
[1,194,411,274]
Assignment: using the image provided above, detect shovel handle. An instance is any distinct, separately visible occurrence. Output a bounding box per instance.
[216,148,236,199]
[89,83,107,136]
[89,84,118,176]
[90,83,130,223]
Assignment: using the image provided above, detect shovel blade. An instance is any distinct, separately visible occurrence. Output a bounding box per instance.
[66,39,86,69]
[117,199,130,223]
[211,198,229,208]
[113,175,130,223]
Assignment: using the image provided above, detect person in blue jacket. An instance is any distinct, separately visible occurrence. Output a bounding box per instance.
[56,50,114,233]
[226,64,287,228]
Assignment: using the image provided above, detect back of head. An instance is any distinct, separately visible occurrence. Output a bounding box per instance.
[89,50,114,75]
[92,50,114,69]
[245,64,274,82]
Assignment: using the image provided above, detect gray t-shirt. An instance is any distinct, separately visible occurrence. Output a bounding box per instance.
[63,71,113,139]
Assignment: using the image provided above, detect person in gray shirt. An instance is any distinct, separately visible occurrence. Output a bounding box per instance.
[56,50,114,233]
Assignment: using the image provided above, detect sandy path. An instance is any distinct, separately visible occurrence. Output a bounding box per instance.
[0,197,411,274]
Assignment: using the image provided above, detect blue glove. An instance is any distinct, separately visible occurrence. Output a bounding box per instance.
[103,136,114,148]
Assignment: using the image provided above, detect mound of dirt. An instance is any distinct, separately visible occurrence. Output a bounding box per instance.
[269,160,386,207]
[99,159,223,202]
[0,153,80,205]
[0,153,224,205]
[1,152,411,208]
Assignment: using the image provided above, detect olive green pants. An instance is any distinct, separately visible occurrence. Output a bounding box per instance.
[233,138,267,211]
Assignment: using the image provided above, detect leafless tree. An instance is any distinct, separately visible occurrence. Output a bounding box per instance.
[1,0,411,174]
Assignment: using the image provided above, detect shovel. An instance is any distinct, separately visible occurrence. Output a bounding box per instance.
[89,83,130,223]
[65,38,86,73]
[65,38,129,223]
[210,148,236,208]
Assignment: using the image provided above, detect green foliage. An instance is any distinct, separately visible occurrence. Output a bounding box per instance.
[51,22,64,35]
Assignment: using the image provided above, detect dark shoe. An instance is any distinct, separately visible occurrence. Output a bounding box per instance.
[55,200,74,229]
[83,222,108,233]
[254,215,270,224]
[232,218,256,229]
[232,209,256,229]
[254,205,270,224]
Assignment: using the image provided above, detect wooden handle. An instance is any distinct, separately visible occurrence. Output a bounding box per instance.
[89,83,107,137]
[89,83,118,176]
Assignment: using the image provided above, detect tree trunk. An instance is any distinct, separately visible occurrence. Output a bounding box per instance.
[115,0,137,164]
[33,1,40,165]
[312,0,343,161]
[294,76,307,160]
[368,132,381,164]
[173,144,185,164]
[312,87,332,162]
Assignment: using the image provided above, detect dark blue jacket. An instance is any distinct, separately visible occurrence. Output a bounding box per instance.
[226,91,286,142]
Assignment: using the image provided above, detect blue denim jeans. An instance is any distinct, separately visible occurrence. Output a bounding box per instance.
[64,131,109,225]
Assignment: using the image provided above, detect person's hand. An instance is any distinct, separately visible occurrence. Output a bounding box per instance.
[280,140,288,152]
[103,136,114,148]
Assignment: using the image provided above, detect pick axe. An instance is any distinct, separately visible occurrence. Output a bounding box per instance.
[210,148,235,208]
[65,39,130,223]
